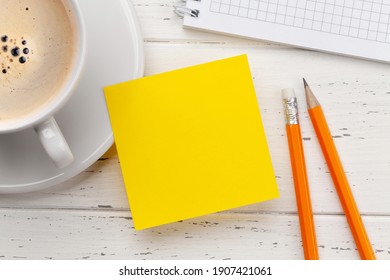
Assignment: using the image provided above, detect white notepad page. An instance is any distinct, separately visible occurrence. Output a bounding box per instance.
[184,0,390,63]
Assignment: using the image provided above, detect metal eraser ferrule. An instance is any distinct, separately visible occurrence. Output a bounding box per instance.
[283,97,299,125]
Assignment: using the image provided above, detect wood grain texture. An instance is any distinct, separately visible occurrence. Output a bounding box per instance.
[0,209,389,260]
[0,0,389,259]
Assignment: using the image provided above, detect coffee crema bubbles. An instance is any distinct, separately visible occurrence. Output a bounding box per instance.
[0,0,77,122]
[1,34,31,74]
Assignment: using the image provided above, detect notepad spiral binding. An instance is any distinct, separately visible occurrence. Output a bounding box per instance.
[174,0,200,18]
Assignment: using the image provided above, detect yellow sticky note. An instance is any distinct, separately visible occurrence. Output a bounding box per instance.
[104,55,279,230]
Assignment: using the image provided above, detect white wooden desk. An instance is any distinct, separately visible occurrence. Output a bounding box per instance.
[0,0,389,260]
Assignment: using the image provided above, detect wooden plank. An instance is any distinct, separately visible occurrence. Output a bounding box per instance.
[0,209,388,260]
[1,43,389,216]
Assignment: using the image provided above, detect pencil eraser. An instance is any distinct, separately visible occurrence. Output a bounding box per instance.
[281,88,296,99]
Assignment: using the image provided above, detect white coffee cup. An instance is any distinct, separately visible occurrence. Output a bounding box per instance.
[0,0,86,168]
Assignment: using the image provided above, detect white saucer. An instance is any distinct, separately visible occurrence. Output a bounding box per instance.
[0,0,144,193]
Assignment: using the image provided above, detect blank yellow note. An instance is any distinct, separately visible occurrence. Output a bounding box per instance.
[104,55,279,230]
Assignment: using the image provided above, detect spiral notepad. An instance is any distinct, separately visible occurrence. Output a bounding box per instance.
[176,0,390,63]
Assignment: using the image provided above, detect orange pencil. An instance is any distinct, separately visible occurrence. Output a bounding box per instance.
[303,79,375,260]
[282,89,319,260]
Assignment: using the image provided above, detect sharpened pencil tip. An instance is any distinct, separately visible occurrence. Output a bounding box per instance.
[303,79,320,109]
[303,78,309,88]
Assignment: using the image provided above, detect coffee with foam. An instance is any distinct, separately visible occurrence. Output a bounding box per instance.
[0,0,78,122]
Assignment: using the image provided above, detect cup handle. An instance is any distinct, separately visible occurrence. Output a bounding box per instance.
[34,117,74,168]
